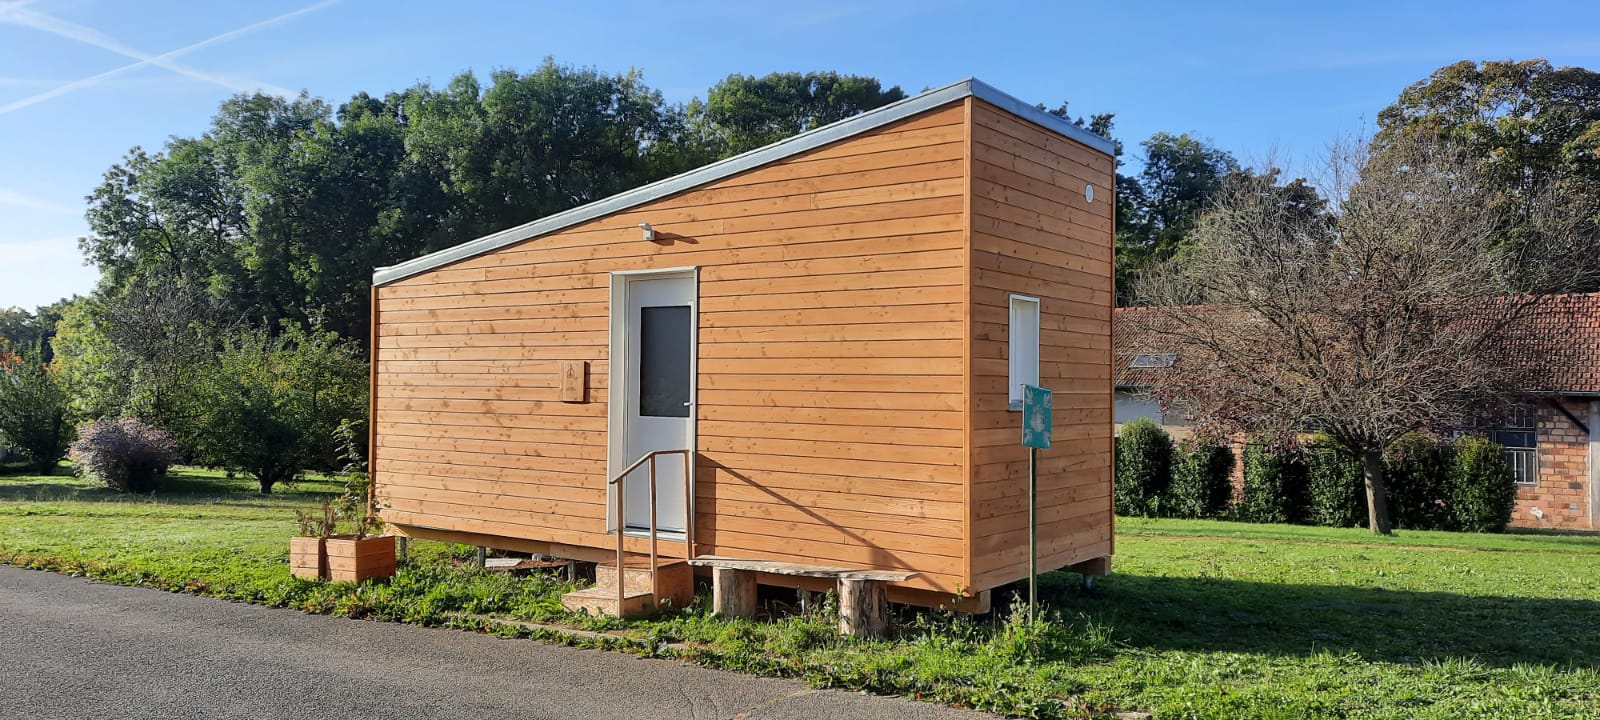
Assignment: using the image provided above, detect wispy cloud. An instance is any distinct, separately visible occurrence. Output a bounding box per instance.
[0,235,80,263]
[0,0,340,116]
[0,187,77,214]
[783,5,864,28]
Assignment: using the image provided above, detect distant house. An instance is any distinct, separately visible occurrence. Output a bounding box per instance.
[1114,295,1600,531]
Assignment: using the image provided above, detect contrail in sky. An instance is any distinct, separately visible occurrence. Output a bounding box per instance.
[0,0,340,116]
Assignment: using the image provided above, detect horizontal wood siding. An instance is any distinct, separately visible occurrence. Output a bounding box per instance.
[966,101,1115,592]
[374,103,970,593]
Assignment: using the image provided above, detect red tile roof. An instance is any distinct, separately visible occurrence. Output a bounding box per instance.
[1114,293,1600,395]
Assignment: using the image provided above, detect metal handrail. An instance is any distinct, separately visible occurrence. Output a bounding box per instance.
[606,448,693,613]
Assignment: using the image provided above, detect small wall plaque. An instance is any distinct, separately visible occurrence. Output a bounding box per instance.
[560,360,588,403]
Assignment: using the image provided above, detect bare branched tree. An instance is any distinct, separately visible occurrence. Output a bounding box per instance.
[1130,133,1596,534]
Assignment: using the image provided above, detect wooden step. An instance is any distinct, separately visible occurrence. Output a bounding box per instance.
[595,559,694,610]
[560,587,656,618]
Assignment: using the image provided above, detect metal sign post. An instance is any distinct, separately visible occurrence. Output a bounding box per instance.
[1020,384,1052,623]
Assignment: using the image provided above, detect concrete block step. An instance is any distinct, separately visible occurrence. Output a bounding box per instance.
[560,587,656,618]
[594,559,694,610]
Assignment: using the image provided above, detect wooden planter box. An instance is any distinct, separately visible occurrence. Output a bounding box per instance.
[324,535,396,583]
[289,536,326,580]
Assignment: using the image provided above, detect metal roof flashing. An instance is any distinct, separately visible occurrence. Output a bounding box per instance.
[373,78,1115,286]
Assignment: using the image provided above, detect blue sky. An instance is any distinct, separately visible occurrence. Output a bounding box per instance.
[2,0,1597,310]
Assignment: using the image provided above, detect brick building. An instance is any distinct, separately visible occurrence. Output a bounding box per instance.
[1115,294,1600,531]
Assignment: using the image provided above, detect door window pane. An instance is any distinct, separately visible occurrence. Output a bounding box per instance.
[639,305,691,417]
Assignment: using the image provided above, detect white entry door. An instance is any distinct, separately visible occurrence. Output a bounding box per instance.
[612,272,694,534]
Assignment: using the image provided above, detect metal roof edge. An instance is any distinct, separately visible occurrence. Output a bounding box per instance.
[966,78,1119,157]
[374,77,1114,286]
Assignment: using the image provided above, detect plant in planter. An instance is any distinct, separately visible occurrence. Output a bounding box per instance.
[291,499,396,583]
[323,510,396,583]
[289,423,395,582]
[321,422,396,583]
[291,501,337,580]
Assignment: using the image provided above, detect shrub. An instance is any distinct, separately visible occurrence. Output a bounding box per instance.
[67,418,178,492]
[1166,438,1235,518]
[1114,418,1173,516]
[0,347,73,473]
[1448,436,1518,533]
[191,327,367,494]
[1305,441,1365,528]
[1385,433,1454,530]
[1238,441,1308,524]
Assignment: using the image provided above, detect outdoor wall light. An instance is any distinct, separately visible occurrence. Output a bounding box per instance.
[639,222,656,242]
[1085,183,1095,204]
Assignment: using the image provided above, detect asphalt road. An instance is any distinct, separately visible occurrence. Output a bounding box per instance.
[0,565,993,720]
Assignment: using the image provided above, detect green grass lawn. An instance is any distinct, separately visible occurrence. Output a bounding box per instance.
[4,465,1600,719]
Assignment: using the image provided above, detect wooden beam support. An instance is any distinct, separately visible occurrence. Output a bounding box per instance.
[712,567,757,618]
[837,578,887,638]
[1067,555,1111,577]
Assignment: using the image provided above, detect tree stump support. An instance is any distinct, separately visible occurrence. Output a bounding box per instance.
[689,556,915,635]
[837,578,887,638]
[712,567,757,618]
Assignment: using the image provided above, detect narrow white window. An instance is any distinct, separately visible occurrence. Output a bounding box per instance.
[1009,294,1041,411]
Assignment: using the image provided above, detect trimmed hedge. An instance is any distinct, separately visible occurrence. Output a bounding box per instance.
[1167,438,1235,518]
[1239,442,1309,524]
[1112,426,1517,533]
[1449,437,1518,533]
[1114,419,1173,517]
[1305,442,1365,528]
[1385,433,1454,531]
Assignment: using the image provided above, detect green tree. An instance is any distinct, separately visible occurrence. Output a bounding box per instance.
[1116,133,1240,301]
[48,297,128,422]
[697,71,906,154]
[0,348,73,472]
[191,327,367,493]
[48,285,228,440]
[405,62,686,243]
[1375,59,1600,291]
[0,298,74,361]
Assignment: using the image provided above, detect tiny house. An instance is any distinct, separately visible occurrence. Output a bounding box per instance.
[370,78,1116,615]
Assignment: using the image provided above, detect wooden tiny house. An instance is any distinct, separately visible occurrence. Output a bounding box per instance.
[370,79,1116,616]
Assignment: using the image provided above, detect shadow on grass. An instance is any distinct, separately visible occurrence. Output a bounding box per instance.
[0,461,56,477]
[0,468,341,505]
[1026,570,1600,669]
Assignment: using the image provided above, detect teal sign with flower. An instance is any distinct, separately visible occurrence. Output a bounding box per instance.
[1021,384,1052,449]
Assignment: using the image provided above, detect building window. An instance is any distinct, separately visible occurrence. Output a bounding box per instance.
[1130,353,1177,368]
[1008,294,1040,411]
[1493,404,1538,487]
